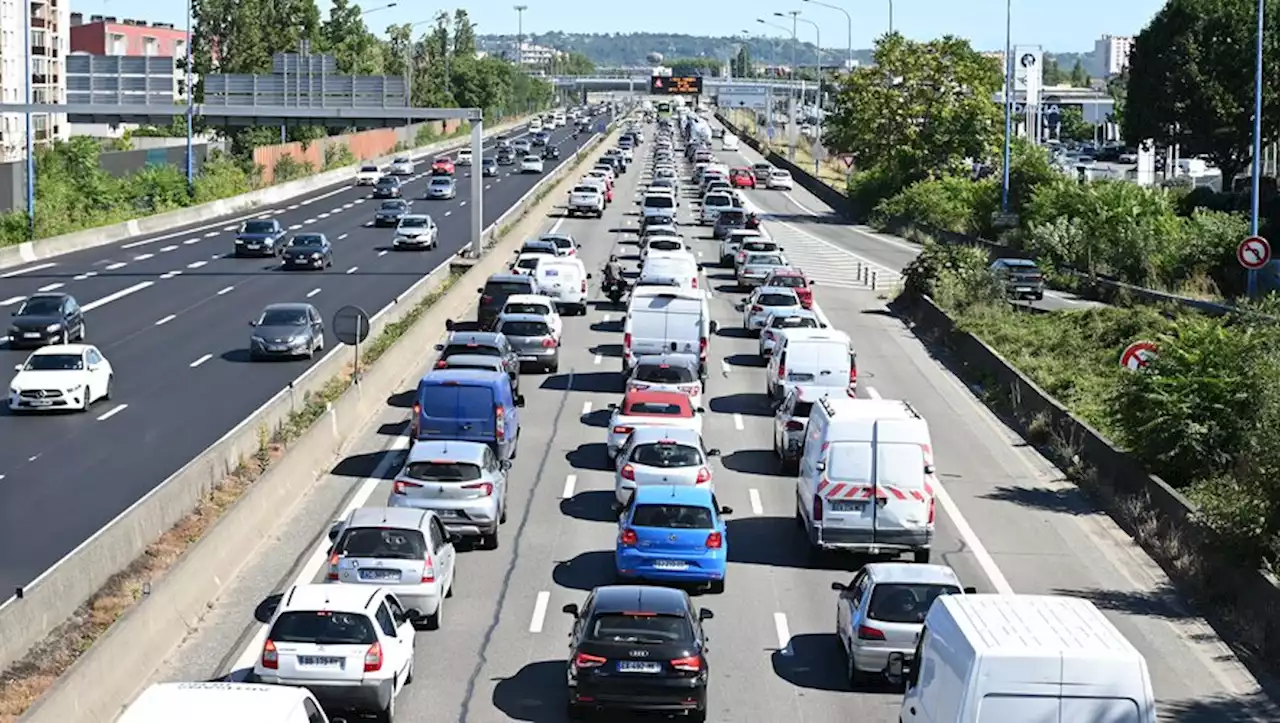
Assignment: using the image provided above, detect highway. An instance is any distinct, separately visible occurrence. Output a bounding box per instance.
[0,117,609,597]
[150,119,1275,722]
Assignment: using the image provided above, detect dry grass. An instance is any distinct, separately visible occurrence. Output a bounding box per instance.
[725,109,849,188]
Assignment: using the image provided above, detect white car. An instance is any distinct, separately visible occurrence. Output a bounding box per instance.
[640,234,687,262]
[767,169,794,189]
[759,308,824,356]
[606,390,705,461]
[500,294,563,337]
[511,251,554,276]
[513,139,532,154]
[520,155,545,174]
[388,156,415,175]
[720,229,765,266]
[9,344,114,413]
[252,583,415,721]
[355,164,382,185]
[392,214,438,250]
[456,148,473,165]
[567,184,605,218]
[742,286,804,332]
[722,134,740,151]
[625,353,704,410]
[699,192,736,225]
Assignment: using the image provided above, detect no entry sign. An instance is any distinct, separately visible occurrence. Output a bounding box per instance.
[1238,235,1271,270]
[1120,341,1157,371]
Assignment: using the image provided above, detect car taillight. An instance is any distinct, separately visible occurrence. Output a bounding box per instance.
[621,464,636,481]
[778,362,786,379]
[785,420,804,431]
[435,360,447,368]
[261,639,279,669]
[463,482,494,496]
[542,337,558,348]
[857,624,886,641]
[620,528,638,546]
[580,278,587,291]
[705,531,722,549]
[928,496,936,524]
[613,425,633,435]
[679,384,699,395]
[574,652,606,669]
[495,405,506,442]
[326,552,340,580]
[364,641,384,672]
[691,277,698,289]
[422,553,436,583]
[624,332,632,351]
[763,331,774,341]
[696,467,712,484]
[629,383,650,392]
[481,295,493,303]
[699,337,707,358]
[393,479,422,495]
[849,365,858,395]
[671,655,702,672]
[813,494,823,522]
[751,304,763,313]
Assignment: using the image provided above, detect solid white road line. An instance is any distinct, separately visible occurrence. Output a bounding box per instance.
[0,262,55,278]
[561,474,577,500]
[218,286,234,295]
[155,314,176,326]
[749,489,764,515]
[96,404,128,421]
[104,262,127,271]
[529,591,552,633]
[773,613,792,654]
[865,386,881,399]
[581,401,592,416]
[36,283,64,292]
[190,353,213,368]
[306,288,321,298]
[733,413,744,431]
[0,296,24,306]
[82,281,153,311]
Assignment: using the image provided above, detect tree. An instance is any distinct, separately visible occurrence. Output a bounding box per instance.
[1068,59,1091,87]
[1106,68,1128,129]
[451,9,477,58]
[1042,55,1063,85]
[557,51,595,75]
[385,23,414,80]
[823,34,1004,185]
[667,57,722,76]
[1057,106,1095,143]
[320,0,384,75]
[732,46,752,78]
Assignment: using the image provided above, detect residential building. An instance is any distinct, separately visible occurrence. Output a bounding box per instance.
[1094,34,1133,76]
[0,0,71,161]
[69,13,187,58]
[513,41,564,67]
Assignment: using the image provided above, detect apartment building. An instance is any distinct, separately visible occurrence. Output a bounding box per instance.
[68,13,187,58]
[1094,34,1133,76]
[0,0,71,162]
[514,41,564,67]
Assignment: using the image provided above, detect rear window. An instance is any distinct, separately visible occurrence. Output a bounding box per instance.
[648,239,682,251]
[588,613,693,644]
[360,165,379,172]
[749,255,784,266]
[758,293,797,306]
[625,400,688,416]
[402,461,482,482]
[631,443,701,468]
[269,611,377,646]
[517,258,542,270]
[793,401,814,418]
[573,186,598,194]
[499,320,550,337]
[867,583,961,624]
[503,302,551,315]
[442,343,499,357]
[743,242,775,252]
[632,504,714,529]
[644,195,675,209]
[769,275,805,288]
[484,281,534,296]
[551,238,573,249]
[773,315,819,330]
[419,383,496,418]
[705,196,732,208]
[718,211,745,223]
[336,527,427,559]
[635,364,697,384]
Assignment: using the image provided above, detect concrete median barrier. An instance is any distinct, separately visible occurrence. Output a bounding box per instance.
[13,116,624,723]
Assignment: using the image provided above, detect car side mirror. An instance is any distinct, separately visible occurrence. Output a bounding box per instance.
[815,461,826,472]
[607,403,617,410]
[562,603,580,617]
[719,505,733,515]
[515,395,526,407]
[705,447,720,456]
[476,287,485,294]
[808,279,816,285]
[248,320,257,327]
[925,464,936,475]
[328,521,344,541]
[831,582,848,591]
[696,407,707,415]
[886,652,906,685]
[586,273,593,279]
[708,320,719,334]
[500,459,513,470]
[963,586,978,594]
[9,311,14,316]
[698,609,715,621]
[434,344,444,351]
[445,319,455,331]
[13,364,23,372]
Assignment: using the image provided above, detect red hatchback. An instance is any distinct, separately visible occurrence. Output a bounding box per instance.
[432,158,455,175]
[763,267,815,308]
[730,168,755,188]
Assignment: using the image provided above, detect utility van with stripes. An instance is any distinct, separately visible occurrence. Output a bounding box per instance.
[796,397,936,562]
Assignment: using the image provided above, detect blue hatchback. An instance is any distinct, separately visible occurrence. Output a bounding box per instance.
[615,485,732,594]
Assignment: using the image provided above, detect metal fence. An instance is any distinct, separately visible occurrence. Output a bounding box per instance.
[67,54,178,106]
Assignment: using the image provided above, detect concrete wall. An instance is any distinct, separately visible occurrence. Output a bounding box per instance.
[253,119,466,184]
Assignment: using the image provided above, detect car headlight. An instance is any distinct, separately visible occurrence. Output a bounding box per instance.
[46,323,60,332]
[290,335,308,344]
[9,388,18,396]
[311,252,322,259]
[251,335,265,344]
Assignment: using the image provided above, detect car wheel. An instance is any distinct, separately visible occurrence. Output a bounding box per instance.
[547,360,559,373]
[480,531,500,550]
[847,646,865,689]
[374,690,394,723]
[58,328,68,345]
[565,701,588,720]
[708,579,725,595]
[913,548,931,564]
[77,321,87,340]
[315,333,325,352]
[424,599,443,630]
[405,659,414,685]
[500,502,508,524]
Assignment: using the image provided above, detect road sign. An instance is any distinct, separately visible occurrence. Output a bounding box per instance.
[1237,235,1271,270]
[838,153,855,169]
[333,305,371,346]
[766,126,776,140]
[1120,341,1157,371]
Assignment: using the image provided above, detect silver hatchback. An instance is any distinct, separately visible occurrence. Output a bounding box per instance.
[613,426,721,507]
[494,312,561,373]
[388,440,509,550]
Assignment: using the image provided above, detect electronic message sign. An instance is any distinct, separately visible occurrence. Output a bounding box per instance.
[649,75,703,95]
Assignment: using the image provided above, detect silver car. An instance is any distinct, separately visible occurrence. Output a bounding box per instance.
[393,214,438,250]
[738,252,788,289]
[426,175,456,199]
[759,309,824,357]
[388,440,509,550]
[388,156,415,175]
[494,312,561,373]
[772,384,833,471]
[613,426,720,507]
[248,302,324,360]
[832,563,973,686]
[742,287,803,333]
[624,353,704,409]
[325,507,459,625]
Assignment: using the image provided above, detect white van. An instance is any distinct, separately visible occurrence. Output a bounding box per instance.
[624,288,716,377]
[529,117,543,132]
[533,257,590,315]
[890,595,1157,723]
[797,397,935,561]
[722,134,739,151]
[766,329,855,401]
[119,682,332,723]
[640,250,701,291]
[641,192,678,220]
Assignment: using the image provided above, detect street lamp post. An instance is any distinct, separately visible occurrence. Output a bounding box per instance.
[758,19,794,155]
[802,0,851,70]
[404,18,433,110]
[514,5,528,68]
[185,0,194,192]
[1249,0,1265,297]
[888,0,894,34]
[24,0,34,235]
[795,16,821,172]
[739,34,773,129]
[1000,0,1014,214]
[773,12,802,162]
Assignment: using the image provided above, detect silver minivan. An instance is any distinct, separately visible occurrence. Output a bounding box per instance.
[387,440,509,550]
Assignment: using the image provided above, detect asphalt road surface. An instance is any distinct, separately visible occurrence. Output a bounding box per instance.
[0,117,608,596]
[150,121,1275,723]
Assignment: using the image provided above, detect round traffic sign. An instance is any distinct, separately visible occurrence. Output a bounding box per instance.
[1238,235,1271,270]
[332,305,371,346]
[1120,341,1157,371]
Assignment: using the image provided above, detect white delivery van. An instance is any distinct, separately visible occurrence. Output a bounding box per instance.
[890,595,1157,723]
[766,328,855,401]
[534,257,591,316]
[119,681,332,723]
[624,288,716,378]
[797,397,935,562]
[640,250,701,291]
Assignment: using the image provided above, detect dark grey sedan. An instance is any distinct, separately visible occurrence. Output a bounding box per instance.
[248,302,325,360]
[280,233,333,270]
[426,175,457,199]
[374,199,410,227]
[990,258,1046,301]
[494,313,560,373]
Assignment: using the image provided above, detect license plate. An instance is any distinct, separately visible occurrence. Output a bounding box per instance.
[246,244,260,249]
[267,344,287,351]
[435,509,459,518]
[26,399,52,407]
[617,661,662,673]
[299,656,344,668]
[519,355,539,362]
[828,500,867,513]
[652,560,688,570]
[359,569,400,580]
[23,332,40,338]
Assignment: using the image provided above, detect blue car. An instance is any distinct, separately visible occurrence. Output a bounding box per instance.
[615,485,732,594]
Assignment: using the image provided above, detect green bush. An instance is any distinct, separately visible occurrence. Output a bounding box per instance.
[846,165,908,221]
[873,176,998,238]
[415,124,439,147]
[323,143,356,170]
[272,155,313,184]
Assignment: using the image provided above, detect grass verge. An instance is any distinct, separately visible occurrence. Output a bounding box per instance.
[725,110,848,188]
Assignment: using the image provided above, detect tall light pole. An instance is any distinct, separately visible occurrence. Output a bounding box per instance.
[404,18,433,110]
[1000,0,1014,214]
[759,19,794,153]
[1248,0,1265,297]
[802,0,851,70]
[794,15,821,167]
[24,0,34,235]
[771,12,801,162]
[185,0,194,192]
[514,5,528,68]
[888,0,895,34]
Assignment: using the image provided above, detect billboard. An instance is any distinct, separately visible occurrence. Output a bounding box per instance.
[650,75,702,95]
[716,84,768,110]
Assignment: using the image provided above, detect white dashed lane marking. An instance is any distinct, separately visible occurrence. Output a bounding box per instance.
[218,286,234,295]
[155,314,176,326]
[183,238,200,245]
[96,404,128,421]
[36,283,64,292]
[134,253,154,261]
[187,261,207,269]
[306,288,321,298]
[104,262,127,271]
[337,233,349,240]
[190,353,213,368]
[204,231,219,238]
[345,266,358,274]
[160,245,178,252]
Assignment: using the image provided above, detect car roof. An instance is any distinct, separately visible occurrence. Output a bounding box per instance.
[504,293,555,305]
[864,562,962,586]
[591,585,689,616]
[420,368,507,385]
[998,258,1038,266]
[405,439,490,465]
[122,682,315,721]
[540,233,574,243]
[628,425,701,445]
[486,273,535,284]
[632,484,715,506]
[262,302,313,313]
[23,292,71,304]
[634,353,699,369]
[446,331,503,345]
[279,583,382,614]
[497,312,551,324]
[440,354,503,368]
[30,343,92,355]
[400,214,431,221]
[757,286,801,297]
[768,267,805,277]
[345,506,431,530]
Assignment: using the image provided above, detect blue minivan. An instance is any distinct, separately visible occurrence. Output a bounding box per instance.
[410,369,525,460]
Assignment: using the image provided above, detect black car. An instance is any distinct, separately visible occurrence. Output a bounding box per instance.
[563,585,713,721]
[531,131,551,147]
[712,209,747,240]
[543,145,561,160]
[497,149,516,165]
[280,233,334,270]
[374,199,410,226]
[7,292,85,348]
[476,273,538,330]
[990,257,1046,301]
[233,218,287,257]
[372,176,402,198]
[482,158,500,177]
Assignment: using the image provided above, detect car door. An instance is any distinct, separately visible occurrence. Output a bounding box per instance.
[63,297,82,335]
[84,348,108,399]
[309,308,324,344]
[383,594,417,680]
[484,446,509,506]
[373,598,411,689]
[774,389,797,450]
[838,570,870,650]
[429,517,456,592]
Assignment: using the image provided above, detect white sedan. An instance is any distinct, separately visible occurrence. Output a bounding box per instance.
[456,148,473,165]
[767,170,794,189]
[500,294,563,337]
[9,344,114,412]
[355,164,382,185]
[605,390,705,462]
[520,155,545,173]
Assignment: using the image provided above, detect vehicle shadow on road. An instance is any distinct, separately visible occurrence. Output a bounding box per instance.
[722,450,788,477]
[579,409,612,428]
[726,517,858,572]
[771,633,855,693]
[554,550,616,592]
[715,326,755,340]
[560,491,619,524]
[331,451,398,480]
[567,443,612,472]
[254,593,283,624]
[590,343,623,358]
[1052,585,1192,621]
[591,319,624,333]
[386,389,415,408]
[491,660,569,722]
[1160,692,1280,723]
[722,353,765,369]
[710,393,771,416]
[542,372,621,393]
[979,484,1092,516]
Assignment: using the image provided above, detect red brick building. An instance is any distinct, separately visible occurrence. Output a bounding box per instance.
[69,13,188,57]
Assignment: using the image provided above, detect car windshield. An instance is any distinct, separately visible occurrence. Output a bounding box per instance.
[15,298,61,316]
[867,583,962,624]
[336,527,427,559]
[393,157,410,164]
[499,320,550,337]
[269,611,377,646]
[360,165,379,172]
[258,309,308,326]
[573,186,598,194]
[517,257,542,270]
[644,195,674,209]
[768,275,805,288]
[504,302,551,315]
[443,342,499,357]
[635,363,697,384]
[400,217,429,228]
[243,221,276,233]
[402,460,482,482]
[430,178,451,186]
[758,293,797,306]
[588,613,693,644]
[23,353,83,371]
[773,315,819,330]
[743,242,775,252]
[290,235,323,247]
[632,503,715,529]
[718,211,745,224]
[631,442,701,468]
[380,202,406,211]
[377,177,398,185]
[485,281,534,296]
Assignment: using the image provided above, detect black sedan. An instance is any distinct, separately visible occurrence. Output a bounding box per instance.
[563,585,712,721]
[374,199,410,227]
[372,176,402,198]
[280,233,334,270]
[543,144,561,160]
[7,292,86,348]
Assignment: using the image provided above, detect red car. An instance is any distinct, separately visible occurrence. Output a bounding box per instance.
[730,168,755,188]
[432,158,455,175]
[763,267,815,308]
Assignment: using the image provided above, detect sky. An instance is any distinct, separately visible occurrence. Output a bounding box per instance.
[76,0,1167,53]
